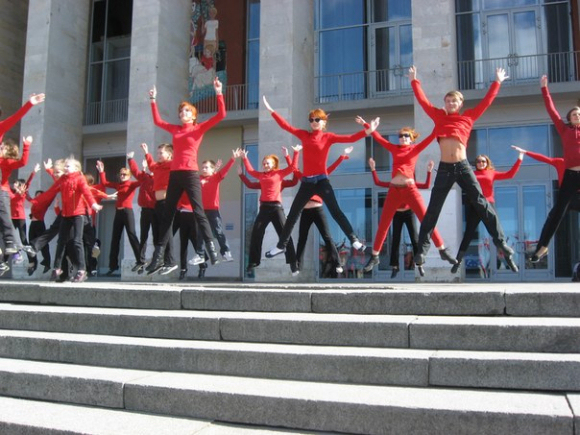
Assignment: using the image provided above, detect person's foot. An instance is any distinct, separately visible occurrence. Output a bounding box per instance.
[530,246,548,263]
[390,266,399,279]
[198,263,207,279]
[335,264,343,274]
[5,243,18,255]
[451,261,461,274]
[179,269,187,280]
[265,246,285,258]
[71,270,87,283]
[496,241,514,258]
[504,256,519,273]
[439,248,458,265]
[222,251,234,262]
[91,244,101,258]
[188,254,204,266]
[160,264,178,275]
[105,268,118,276]
[42,264,51,274]
[363,254,379,272]
[417,265,425,277]
[90,270,98,277]
[207,242,219,265]
[50,268,62,281]
[414,252,426,266]
[246,263,258,274]
[352,240,366,252]
[22,245,37,257]
[131,262,145,272]
[27,263,37,276]
[146,249,164,275]
[0,262,10,277]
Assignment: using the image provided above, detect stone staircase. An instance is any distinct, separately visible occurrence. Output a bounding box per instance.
[0,281,579,434]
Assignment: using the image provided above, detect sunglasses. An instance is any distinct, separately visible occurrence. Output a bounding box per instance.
[398,133,411,138]
[476,159,487,164]
[120,172,130,176]
[309,117,322,123]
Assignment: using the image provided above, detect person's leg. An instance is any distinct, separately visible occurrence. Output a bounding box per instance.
[108,210,123,271]
[452,203,480,273]
[138,207,154,264]
[248,205,271,268]
[0,190,17,251]
[123,209,142,261]
[206,209,230,256]
[402,209,419,267]
[390,211,405,269]
[53,217,72,272]
[271,205,297,273]
[295,209,316,268]
[317,179,361,246]
[311,207,341,271]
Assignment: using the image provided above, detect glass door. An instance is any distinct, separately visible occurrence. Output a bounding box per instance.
[369,23,412,96]
[483,8,543,84]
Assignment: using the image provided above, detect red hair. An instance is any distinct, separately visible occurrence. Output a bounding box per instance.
[178,101,198,123]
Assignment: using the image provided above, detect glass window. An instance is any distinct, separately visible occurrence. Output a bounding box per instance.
[318,0,365,29]
[242,143,259,277]
[483,0,537,9]
[326,137,369,174]
[372,0,411,22]
[247,0,260,108]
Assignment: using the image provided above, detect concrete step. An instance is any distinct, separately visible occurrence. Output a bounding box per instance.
[1,330,580,392]
[0,396,331,434]
[1,303,580,352]
[0,357,573,435]
[2,281,580,317]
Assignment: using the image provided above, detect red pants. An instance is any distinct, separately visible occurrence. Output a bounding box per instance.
[373,185,444,252]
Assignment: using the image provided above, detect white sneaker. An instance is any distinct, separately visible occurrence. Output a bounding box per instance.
[336,265,344,274]
[91,245,101,258]
[352,240,365,251]
[291,270,300,277]
[188,254,204,266]
[222,251,234,262]
[265,246,285,258]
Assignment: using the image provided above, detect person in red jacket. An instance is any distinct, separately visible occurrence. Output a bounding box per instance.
[0,93,44,144]
[0,136,32,256]
[368,157,435,278]
[408,65,517,273]
[262,97,379,259]
[528,75,580,263]
[452,150,524,274]
[140,142,176,274]
[241,147,299,276]
[45,157,102,282]
[200,148,242,262]
[146,77,225,274]
[127,150,156,273]
[97,160,141,275]
[362,123,456,275]
[10,164,38,271]
[26,186,52,274]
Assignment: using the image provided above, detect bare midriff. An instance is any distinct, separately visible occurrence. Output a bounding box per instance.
[569,166,580,171]
[155,190,167,201]
[439,137,467,163]
[304,200,322,209]
[391,173,415,186]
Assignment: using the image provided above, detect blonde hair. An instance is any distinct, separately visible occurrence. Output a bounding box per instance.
[64,157,82,172]
[2,139,19,159]
[444,90,464,103]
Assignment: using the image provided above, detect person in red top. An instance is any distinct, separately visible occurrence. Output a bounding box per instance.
[128,150,156,272]
[26,183,53,274]
[43,157,102,282]
[528,75,580,263]
[368,157,435,278]
[200,148,242,262]
[0,136,32,255]
[452,150,524,274]
[242,147,299,276]
[0,93,45,143]
[140,142,176,274]
[362,124,456,274]
[147,77,226,274]
[97,160,141,275]
[262,97,379,260]
[408,65,518,273]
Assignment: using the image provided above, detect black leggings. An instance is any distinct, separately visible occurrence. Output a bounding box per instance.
[390,209,418,268]
[296,206,339,268]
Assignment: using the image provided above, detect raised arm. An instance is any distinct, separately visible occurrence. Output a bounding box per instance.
[369,158,391,188]
[540,75,566,133]
[0,93,44,139]
[327,146,352,174]
[494,149,524,181]
[197,77,227,134]
[416,161,434,189]
[238,165,260,189]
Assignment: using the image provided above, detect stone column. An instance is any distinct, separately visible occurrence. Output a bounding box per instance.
[20,0,91,192]
[411,0,462,281]
[123,0,191,278]
[257,0,314,281]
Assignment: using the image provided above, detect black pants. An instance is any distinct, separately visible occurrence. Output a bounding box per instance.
[276,178,357,250]
[29,220,51,267]
[537,169,580,248]
[155,200,175,266]
[138,207,157,264]
[173,210,203,270]
[205,209,230,255]
[109,208,140,270]
[249,202,296,268]
[296,206,339,268]
[417,160,506,257]
[456,201,499,255]
[0,190,16,247]
[82,216,97,274]
[156,171,214,252]
[54,215,85,271]
[390,209,418,268]
[12,218,32,262]
[31,214,62,253]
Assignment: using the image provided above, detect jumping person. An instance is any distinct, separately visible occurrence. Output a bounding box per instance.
[146,77,226,274]
[368,157,434,278]
[528,75,580,263]
[408,65,518,272]
[361,123,456,274]
[451,150,524,274]
[262,96,379,259]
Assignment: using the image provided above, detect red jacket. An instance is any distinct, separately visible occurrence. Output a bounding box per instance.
[242,152,298,203]
[99,172,140,208]
[0,139,30,192]
[200,157,235,210]
[128,158,156,208]
[145,154,172,191]
[10,170,34,219]
[475,158,522,203]
[151,95,226,171]
[44,171,96,217]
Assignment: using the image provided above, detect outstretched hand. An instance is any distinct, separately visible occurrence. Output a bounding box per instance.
[355,116,366,126]
[140,143,149,154]
[292,144,303,153]
[29,93,45,105]
[495,67,509,83]
[33,163,41,173]
[427,160,435,172]
[23,136,33,145]
[44,158,53,170]
[213,77,223,95]
[408,66,417,81]
[127,151,135,159]
[262,96,274,113]
[368,157,376,171]
[365,117,380,135]
[540,75,548,88]
[96,160,104,172]
[149,86,157,100]
[343,146,353,156]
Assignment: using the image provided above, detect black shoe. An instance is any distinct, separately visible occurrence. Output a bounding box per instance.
[179,269,187,280]
[439,248,458,265]
[198,263,207,279]
[207,242,219,265]
[417,265,425,277]
[451,261,461,274]
[265,246,285,258]
[131,262,145,272]
[27,263,37,276]
[496,241,514,258]
[390,267,399,279]
[42,264,51,274]
[363,254,379,272]
[505,255,519,273]
[146,248,164,275]
[414,253,426,266]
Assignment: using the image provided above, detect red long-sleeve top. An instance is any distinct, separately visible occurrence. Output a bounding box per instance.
[525,150,565,186]
[128,158,156,208]
[99,171,140,208]
[284,152,348,204]
[271,111,366,177]
[145,153,172,191]
[200,157,235,210]
[371,130,436,179]
[242,152,298,203]
[475,158,522,203]
[27,186,59,221]
[0,101,33,143]
[150,95,226,171]
[411,79,500,146]
[239,173,298,191]
[43,171,96,217]
[542,86,580,168]
[0,139,30,192]
[10,170,34,219]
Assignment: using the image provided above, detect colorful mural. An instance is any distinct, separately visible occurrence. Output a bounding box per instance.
[189,0,227,103]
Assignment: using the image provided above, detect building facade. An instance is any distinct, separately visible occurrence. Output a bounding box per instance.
[1,0,579,282]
